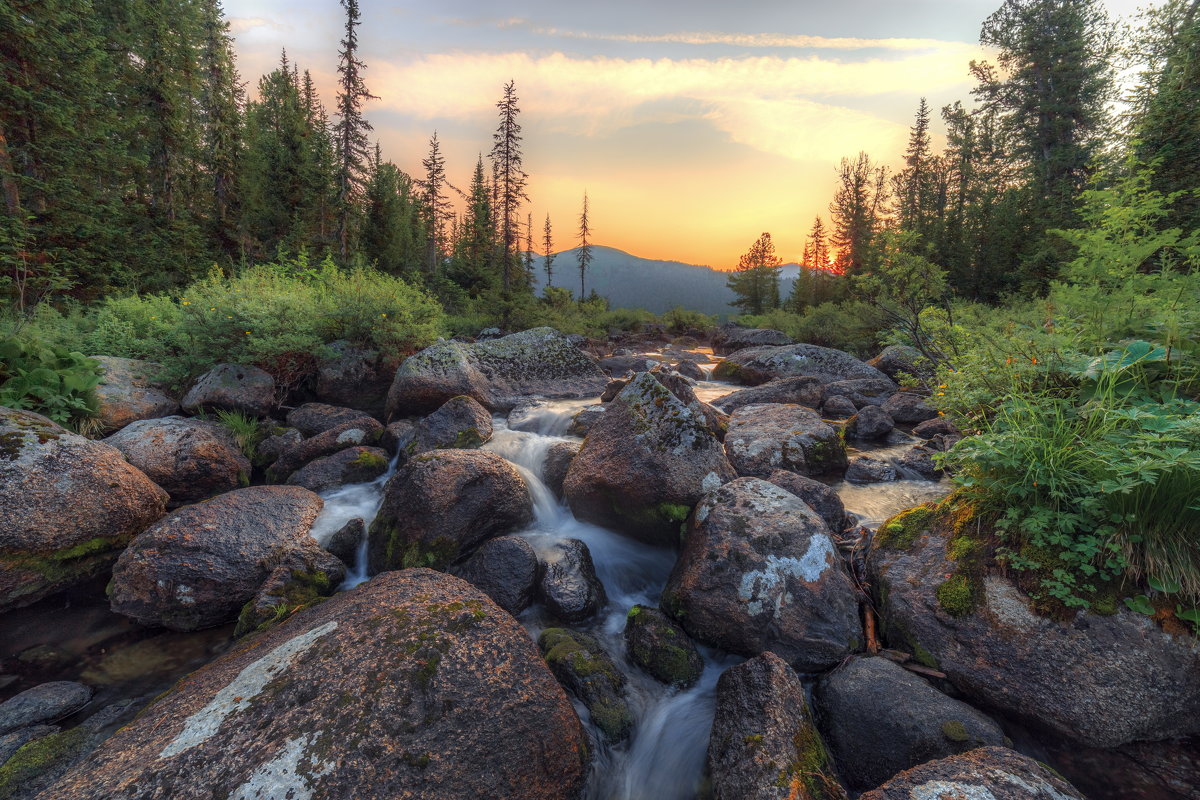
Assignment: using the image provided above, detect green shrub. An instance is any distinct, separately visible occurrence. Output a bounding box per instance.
[0,336,102,428]
[214,409,266,460]
[662,306,715,333]
[739,301,885,358]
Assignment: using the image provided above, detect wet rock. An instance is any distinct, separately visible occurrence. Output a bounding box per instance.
[714,343,890,386]
[711,377,825,414]
[707,652,842,800]
[824,378,898,409]
[844,405,895,441]
[286,446,390,492]
[821,395,858,419]
[0,683,93,736]
[623,605,703,688]
[543,441,580,500]
[181,363,275,418]
[42,570,590,800]
[0,724,59,767]
[897,446,942,480]
[380,419,416,457]
[234,547,346,637]
[90,356,179,434]
[845,456,897,483]
[325,518,364,567]
[563,372,736,546]
[286,402,376,437]
[1043,736,1200,800]
[813,655,1007,791]
[663,478,862,672]
[568,405,605,436]
[408,395,493,455]
[870,520,1200,748]
[599,378,629,402]
[103,416,251,503]
[538,628,633,743]
[866,345,931,384]
[315,341,392,419]
[537,539,607,623]
[725,403,847,478]
[911,417,958,439]
[0,408,168,613]
[675,360,705,381]
[712,327,793,356]
[368,449,533,573]
[454,536,539,616]
[598,355,659,377]
[256,426,302,465]
[764,470,848,533]
[386,327,610,416]
[109,486,326,631]
[858,746,1085,800]
[266,417,384,483]
[882,392,938,424]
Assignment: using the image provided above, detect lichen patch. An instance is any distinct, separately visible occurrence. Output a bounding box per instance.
[228,733,334,800]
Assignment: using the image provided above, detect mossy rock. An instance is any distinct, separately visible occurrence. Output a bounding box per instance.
[538,628,633,743]
[623,604,704,688]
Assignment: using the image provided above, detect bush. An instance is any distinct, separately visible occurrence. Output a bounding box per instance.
[0,336,102,429]
[739,301,886,358]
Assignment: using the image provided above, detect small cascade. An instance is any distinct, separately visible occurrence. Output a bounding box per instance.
[308,451,400,590]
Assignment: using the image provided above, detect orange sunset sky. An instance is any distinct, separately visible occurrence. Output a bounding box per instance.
[223,0,1153,268]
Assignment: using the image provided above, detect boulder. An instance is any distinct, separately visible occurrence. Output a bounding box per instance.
[568,405,605,437]
[538,628,633,743]
[866,344,930,383]
[824,378,899,409]
[870,518,1200,748]
[845,456,897,483]
[711,377,825,414]
[41,570,590,800]
[714,344,891,386]
[181,363,275,418]
[90,356,179,434]
[813,656,1007,791]
[598,355,659,377]
[858,747,1085,800]
[0,683,93,736]
[563,372,736,546]
[662,478,862,672]
[286,403,376,437]
[256,426,302,465]
[266,417,384,483]
[368,449,533,573]
[386,328,610,416]
[724,403,847,478]
[707,652,841,800]
[315,341,392,419]
[712,327,793,356]
[325,518,364,567]
[599,378,629,402]
[650,367,727,438]
[882,392,938,424]
[844,405,895,442]
[286,446,390,492]
[623,605,704,688]
[1041,736,1200,800]
[543,441,580,500]
[0,408,168,612]
[454,536,539,616]
[109,486,326,631]
[911,417,958,439]
[897,446,942,480]
[408,395,493,455]
[764,470,848,533]
[234,547,346,637]
[675,360,705,381]
[821,395,858,419]
[103,416,251,503]
[380,419,416,456]
[537,539,607,623]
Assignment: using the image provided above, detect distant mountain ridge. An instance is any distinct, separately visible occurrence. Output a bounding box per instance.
[532,245,799,316]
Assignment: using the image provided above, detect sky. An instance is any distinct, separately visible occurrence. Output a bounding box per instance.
[223,0,1154,267]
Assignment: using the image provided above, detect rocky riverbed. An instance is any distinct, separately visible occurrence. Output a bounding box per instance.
[1,326,1197,799]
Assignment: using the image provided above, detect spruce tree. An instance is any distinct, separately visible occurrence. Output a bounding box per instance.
[577,191,593,299]
[490,80,528,293]
[727,232,782,315]
[829,152,889,274]
[524,213,536,288]
[420,132,451,276]
[447,156,497,298]
[199,0,244,261]
[332,0,377,261]
[362,144,423,274]
[542,214,555,288]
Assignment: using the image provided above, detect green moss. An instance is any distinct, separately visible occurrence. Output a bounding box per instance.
[0,431,26,461]
[451,428,483,449]
[744,734,764,745]
[936,574,978,617]
[0,727,89,799]
[875,504,936,550]
[626,605,642,619]
[234,569,334,637]
[540,629,622,684]
[941,720,969,742]
[589,698,634,742]
[775,722,838,800]
[350,450,389,470]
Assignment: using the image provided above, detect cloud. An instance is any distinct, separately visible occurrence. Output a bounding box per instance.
[227,16,291,35]
[529,27,979,54]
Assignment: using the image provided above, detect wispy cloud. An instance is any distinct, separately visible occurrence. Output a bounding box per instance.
[228,16,291,35]
[529,27,979,53]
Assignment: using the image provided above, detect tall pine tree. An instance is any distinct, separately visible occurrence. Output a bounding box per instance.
[490,81,528,294]
[332,0,376,261]
[577,191,593,299]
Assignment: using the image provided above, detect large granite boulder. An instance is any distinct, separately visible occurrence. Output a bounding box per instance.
[315,341,393,419]
[563,372,736,546]
[823,378,898,409]
[714,343,891,386]
[90,356,179,434]
[724,403,847,478]
[867,344,931,384]
[858,747,1085,800]
[707,652,842,800]
[386,328,609,417]
[41,570,590,800]
[843,405,894,441]
[367,450,532,573]
[536,539,607,623]
[407,395,493,455]
[813,656,1007,791]
[764,470,849,533]
[662,478,862,672]
[870,512,1200,748]
[181,363,275,418]
[711,377,825,414]
[103,416,251,503]
[453,536,540,616]
[0,408,168,612]
[538,628,633,743]
[109,486,327,631]
[881,392,938,424]
[712,327,793,356]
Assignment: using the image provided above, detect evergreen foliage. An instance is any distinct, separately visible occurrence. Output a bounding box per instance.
[726,232,782,315]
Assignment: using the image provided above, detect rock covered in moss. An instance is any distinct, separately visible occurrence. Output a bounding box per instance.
[386,327,609,417]
[0,683,93,736]
[315,341,393,419]
[367,449,532,574]
[881,392,938,424]
[266,417,384,483]
[663,478,861,672]
[103,416,251,503]
[764,470,849,533]
[538,628,633,743]
[90,356,179,434]
[408,395,493,455]
[41,570,590,800]
[564,372,736,546]
[286,402,377,437]
[181,363,275,418]
[286,446,390,492]
[869,518,1200,748]
[711,377,825,414]
[109,486,326,631]
[0,408,168,613]
[623,605,703,688]
[714,344,891,387]
[707,652,843,800]
[650,366,728,439]
[537,539,607,623]
[813,656,1006,791]
[724,403,847,478]
[543,441,580,500]
[234,547,346,637]
[712,327,793,356]
[857,746,1085,800]
[844,405,895,441]
[454,536,539,616]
